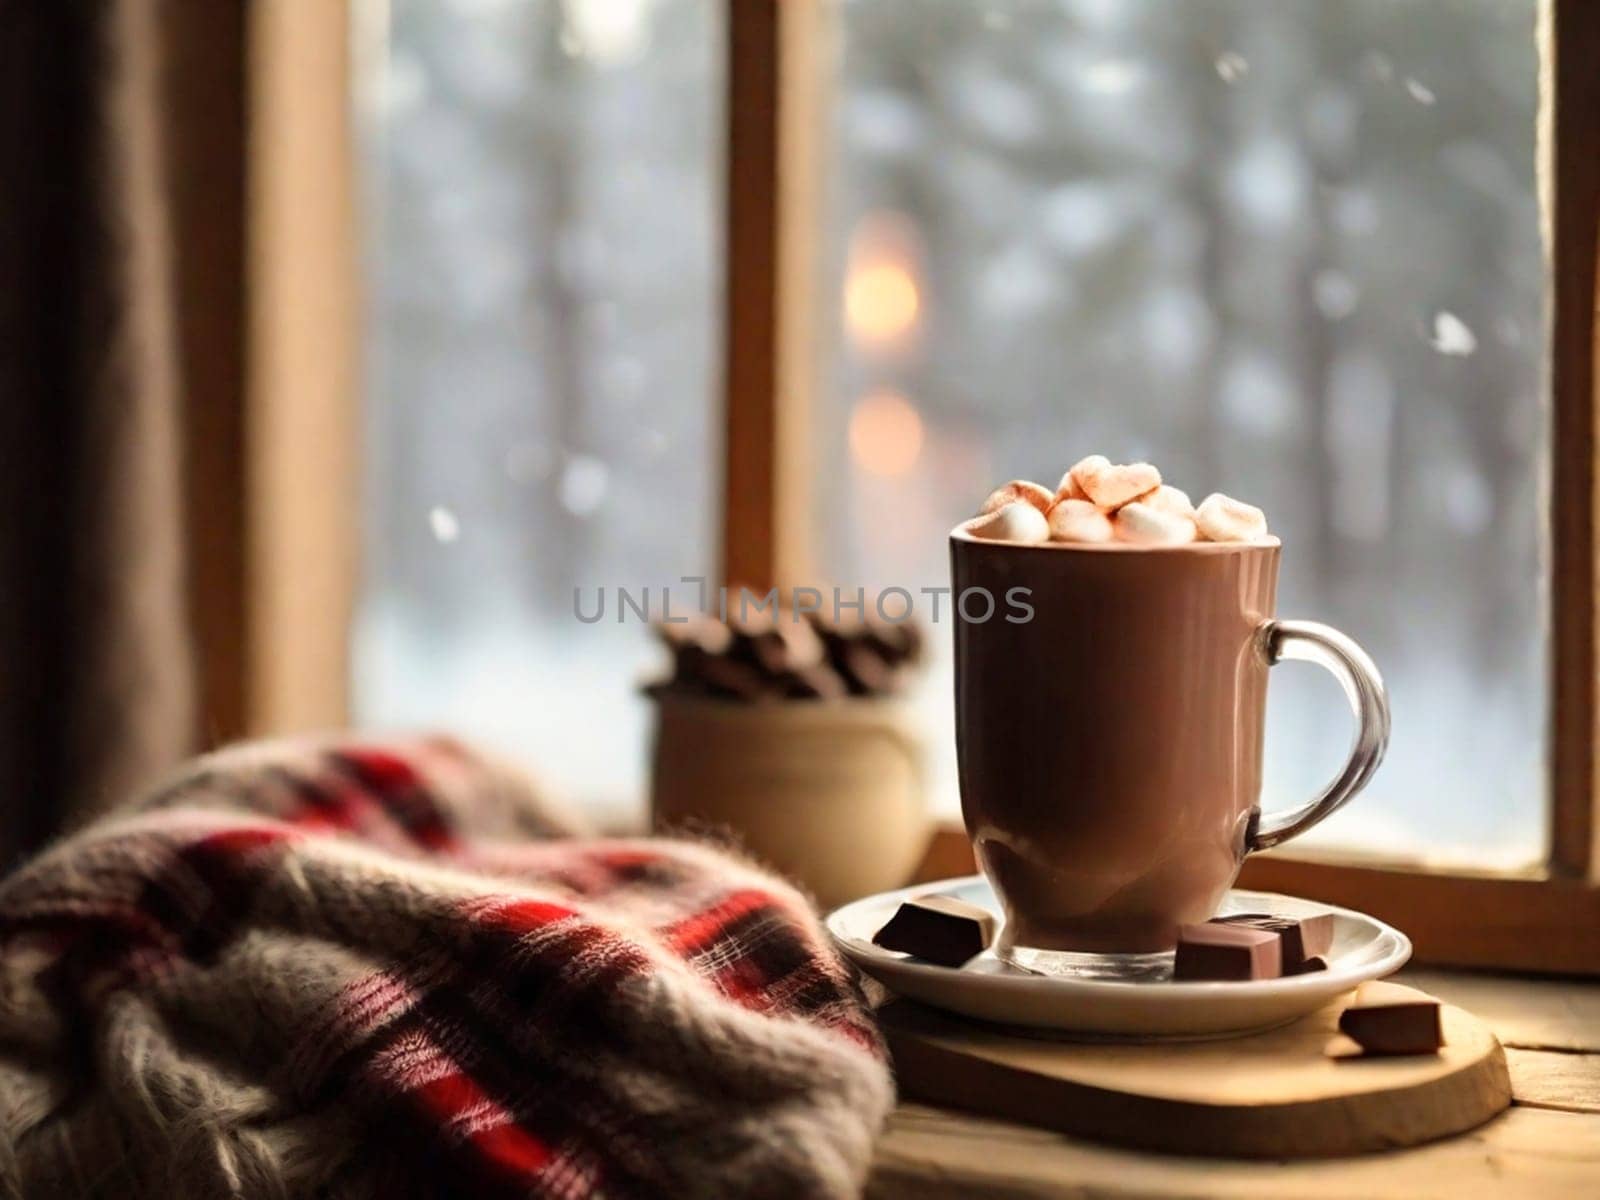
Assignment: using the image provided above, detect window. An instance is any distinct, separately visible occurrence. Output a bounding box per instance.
[352,0,722,826]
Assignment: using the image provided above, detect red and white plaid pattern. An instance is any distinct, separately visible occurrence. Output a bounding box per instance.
[0,737,892,1198]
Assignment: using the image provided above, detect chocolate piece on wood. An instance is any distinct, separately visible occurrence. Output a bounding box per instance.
[1173,923,1282,981]
[1212,913,1334,971]
[1338,987,1442,1055]
[873,895,996,967]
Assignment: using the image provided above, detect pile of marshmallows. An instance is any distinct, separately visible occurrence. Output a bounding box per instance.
[965,455,1270,547]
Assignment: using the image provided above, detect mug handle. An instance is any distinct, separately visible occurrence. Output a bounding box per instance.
[1248,619,1391,852]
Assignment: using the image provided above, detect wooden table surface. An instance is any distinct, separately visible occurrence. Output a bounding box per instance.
[868,967,1600,1199]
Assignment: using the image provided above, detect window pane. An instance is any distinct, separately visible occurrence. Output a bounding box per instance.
[817,0,1546,866]
[353,0,721,825]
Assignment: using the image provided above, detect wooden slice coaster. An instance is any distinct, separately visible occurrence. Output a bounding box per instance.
[881,983,1510,1158]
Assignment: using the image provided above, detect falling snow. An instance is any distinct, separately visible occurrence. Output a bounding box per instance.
[1404,77,1437,105]
[1429,311,1479,357]
[559,454,610,517]
[428,506,460,543]
[1215,52,1249,84]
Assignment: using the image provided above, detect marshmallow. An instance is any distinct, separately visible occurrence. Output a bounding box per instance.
[1114,502,1198,546]
[1053,469,1088,504]
[975,456,1271,548]
[979,480,1055,516]
[1144,485,1194,518]
[967,500,1050,544]
[1066,454,1110,497]
[1046,498,1113,544]
[1195,493,1269,542]
[1074,457,1162,512]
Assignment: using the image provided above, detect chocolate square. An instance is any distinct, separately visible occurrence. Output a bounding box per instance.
[1338,989,1442,1055]
[1173,923,1282,981]
[872,895,995,967]
[1213,913,1334,972]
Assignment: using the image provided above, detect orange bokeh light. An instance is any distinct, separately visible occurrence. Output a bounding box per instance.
[848,389,924,478]
[845,263,920,345]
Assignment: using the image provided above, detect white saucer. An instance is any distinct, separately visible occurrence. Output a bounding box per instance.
[828,875,1411,1039]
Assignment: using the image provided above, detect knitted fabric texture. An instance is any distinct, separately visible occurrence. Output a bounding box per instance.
[0,736,892,1199]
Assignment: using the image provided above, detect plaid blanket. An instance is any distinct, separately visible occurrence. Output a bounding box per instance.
[0,736,891,1198]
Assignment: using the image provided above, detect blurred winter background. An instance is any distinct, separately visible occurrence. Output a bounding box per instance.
[353,0,1547,867]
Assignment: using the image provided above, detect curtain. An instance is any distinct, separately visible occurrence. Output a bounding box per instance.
[0,0,198,863]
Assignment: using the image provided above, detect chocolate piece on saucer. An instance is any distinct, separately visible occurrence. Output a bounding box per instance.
[872,895,995,967]
[1338,984,1442,1055]
[1173,923,1282,981]
[1289,955,1329,975]
[1213,913,1334,972]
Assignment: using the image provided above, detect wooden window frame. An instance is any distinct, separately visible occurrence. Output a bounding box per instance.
[722,0,1600,973]
[183,0,359,747]
[245,0,360,738]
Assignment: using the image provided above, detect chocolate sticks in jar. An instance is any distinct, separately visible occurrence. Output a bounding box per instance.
[648,604,925,703]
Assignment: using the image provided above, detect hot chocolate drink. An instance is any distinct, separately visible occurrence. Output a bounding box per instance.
[952,456,1387,970]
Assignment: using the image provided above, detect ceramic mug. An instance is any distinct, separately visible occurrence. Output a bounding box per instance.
[650,695,929,907]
